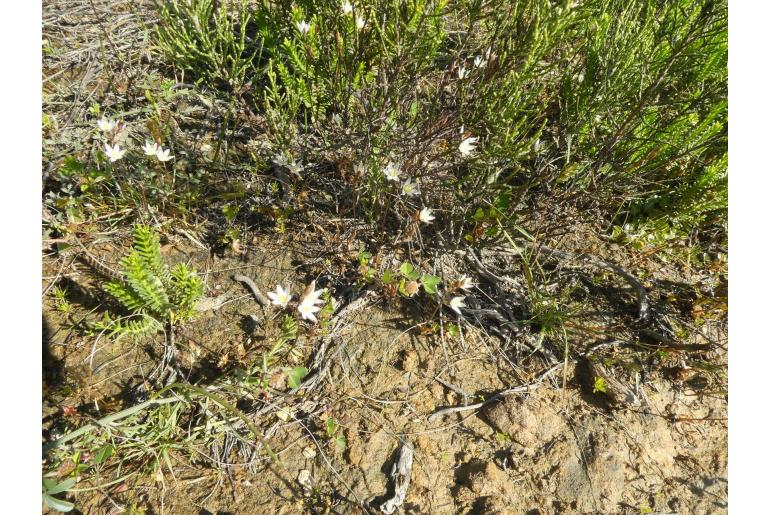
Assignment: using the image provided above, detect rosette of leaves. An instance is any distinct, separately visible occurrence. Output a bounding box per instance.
[96,225,203,337]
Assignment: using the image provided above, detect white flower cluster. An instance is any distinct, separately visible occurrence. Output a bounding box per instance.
[379,161,437,225]
[458,48,491,79]
[141,140,174,162]
[340,2,365,28]
[458,136,478,156]
[267,280,328,323]
[96,116,174,163]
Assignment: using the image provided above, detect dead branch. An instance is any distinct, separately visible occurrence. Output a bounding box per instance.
[231,274,270,307]
[380,442,415,514]
[428,362,565,422]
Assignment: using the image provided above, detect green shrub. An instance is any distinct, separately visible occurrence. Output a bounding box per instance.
[558,0,727,232]
[153,0,259,90]
[153,0,727,239]
[97,225,204,336]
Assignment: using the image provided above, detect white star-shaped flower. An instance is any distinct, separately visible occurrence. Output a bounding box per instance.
[342,1,353,15]
[299,280,324,306]
[383,162,401,182]
[457,65,467,79]
[474,55,487,69]
[104,143,126,162]
[355,15,365,29]
[296,20,311,36]
[155,146,174,162]
[267,285,292,308]
[288,160,304,176]
[97,117,117,133]
[457,275,475,290]
[142,140,159,156]
[297,281,326,323]
[402,178,420,196]
[419,207,435,224]
[449,296,466,314]
[458,136,479,156]
[297,301,322,322]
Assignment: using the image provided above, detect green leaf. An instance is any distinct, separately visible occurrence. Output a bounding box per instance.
[447,323,460,338]
[399,262,420,281]
[494,191,511,211]
[59,155,84,178]
[357,250,372,266]
[335,433,347,451]
[43,493,75,512]
[280,315,298,341]
[94,444,114,465]
[381,269,395,284]
[592,376,607,394]
[287,366,308,389]
[420,274,441,295]
[325,418,339,438]
[222,204,240,223]
[44,477,76,496]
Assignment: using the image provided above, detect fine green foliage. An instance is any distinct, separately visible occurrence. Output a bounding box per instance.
[152,0,726,240]
[558,0,727,233]
[153,0,258,90]
[97,225,203,336]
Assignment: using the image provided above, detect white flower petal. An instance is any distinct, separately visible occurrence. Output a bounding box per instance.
[155,147,174,162]
[383,162,401,182]
[296,20,311,35]
[419,207,435,224]
[297,300,322,322]
[449,296,466,314]
[459,136,479,156]
[142,140,159,156]
[97,117,116,132]
[473,55,487,69]
[458,275,474,290]
[268,285,292,308]
[402,178,420,196]
[104,143,126,162]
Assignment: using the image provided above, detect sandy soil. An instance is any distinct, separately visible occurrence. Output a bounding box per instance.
[43,232,727,514]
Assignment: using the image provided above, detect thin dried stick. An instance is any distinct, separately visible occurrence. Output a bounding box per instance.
[231,274,270,307]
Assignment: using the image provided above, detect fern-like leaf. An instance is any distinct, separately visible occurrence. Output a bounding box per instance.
[132,225,170,284]
[121,253,170,316]
[168,263,204,321]
[91,312,161,338]
[104,280,146,313]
